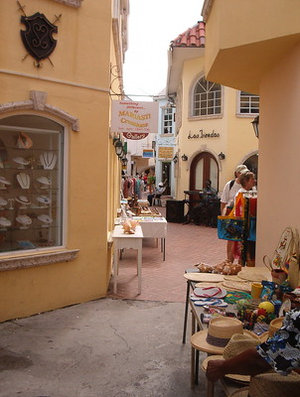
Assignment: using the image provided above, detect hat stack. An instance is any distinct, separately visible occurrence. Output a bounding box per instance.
[191,316,255,355]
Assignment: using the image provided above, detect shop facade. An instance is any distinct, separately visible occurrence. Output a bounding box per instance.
[167,22,258,200]
[0,0,128,321]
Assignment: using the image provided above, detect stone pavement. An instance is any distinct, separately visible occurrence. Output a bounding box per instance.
[0,299,226,397]
[0,203,228,397]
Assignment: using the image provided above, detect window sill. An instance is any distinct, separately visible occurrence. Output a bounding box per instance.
[188,114,223,121]
[236,113,259,118]
[0,249,80,272]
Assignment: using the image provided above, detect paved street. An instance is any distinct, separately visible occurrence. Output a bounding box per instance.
[0,204,227,397]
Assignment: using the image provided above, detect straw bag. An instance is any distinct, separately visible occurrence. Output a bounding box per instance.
[263,227,300,276]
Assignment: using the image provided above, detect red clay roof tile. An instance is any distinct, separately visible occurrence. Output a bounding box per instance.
[171,21,205,48]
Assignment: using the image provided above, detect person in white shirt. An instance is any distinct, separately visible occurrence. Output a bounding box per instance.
[220,164,249,262]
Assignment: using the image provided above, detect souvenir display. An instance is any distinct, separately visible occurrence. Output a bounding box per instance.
[0,176,11,186]
[16,215,32,227]
[40,152,57,170]
[16,173,30,189]
[15,195,31,206]
[0,217,12,228]
[36,176,51,187]
[0,130,61,252]
[36,195,51,205]
[37,214,53,225]
[13,157,30,167]
[16,132,33,149]
[0,197,8,208]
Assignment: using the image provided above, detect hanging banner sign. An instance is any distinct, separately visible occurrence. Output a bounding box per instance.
[123,132,148,140]
[111,100,158,139]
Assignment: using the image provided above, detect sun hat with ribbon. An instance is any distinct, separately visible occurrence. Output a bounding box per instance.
[191,316,256,355]
[201,332,264,383]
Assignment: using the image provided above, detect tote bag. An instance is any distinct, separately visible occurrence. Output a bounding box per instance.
[217,216,244,241]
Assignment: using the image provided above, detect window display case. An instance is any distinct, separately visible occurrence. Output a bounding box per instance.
[0,117,64,253]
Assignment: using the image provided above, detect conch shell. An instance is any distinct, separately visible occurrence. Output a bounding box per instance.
[122,219,139,234]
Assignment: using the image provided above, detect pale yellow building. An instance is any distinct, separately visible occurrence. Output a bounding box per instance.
[167,22,258,199]
[0,0,128,322]
[202,0,300,265]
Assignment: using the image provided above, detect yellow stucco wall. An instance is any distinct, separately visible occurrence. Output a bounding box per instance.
[203,0,300,268]
[175,56,257,200]
[256,43,300,266]
[204,0,300,93]
[0,0,120,321]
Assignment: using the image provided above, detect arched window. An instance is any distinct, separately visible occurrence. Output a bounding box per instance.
[193,77,222,116]
[0,114,65,253]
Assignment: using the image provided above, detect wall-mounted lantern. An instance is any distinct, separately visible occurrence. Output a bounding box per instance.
[218,152,226,160]
[251,115,259,138]
[181,154,188,161]
[113,136,123,157]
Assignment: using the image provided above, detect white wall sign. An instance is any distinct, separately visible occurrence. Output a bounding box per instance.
[111,101,158,140]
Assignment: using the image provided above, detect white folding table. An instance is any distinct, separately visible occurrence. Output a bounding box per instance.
[133,217,167,260]
[112,225,143,294]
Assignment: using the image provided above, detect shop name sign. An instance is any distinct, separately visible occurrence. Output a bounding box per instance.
[188,129,220,139]
[111,100,158,140]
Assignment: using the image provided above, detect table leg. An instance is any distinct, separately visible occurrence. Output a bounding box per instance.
[191,311,196,388]
[113,248,118,294]
[206,379,215,397]
[182,280,190,344]
[137,245,142,295]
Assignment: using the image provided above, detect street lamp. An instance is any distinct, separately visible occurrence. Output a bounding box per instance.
[113,137,123,157]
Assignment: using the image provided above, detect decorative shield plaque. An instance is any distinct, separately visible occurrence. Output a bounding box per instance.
[20,12,57,61]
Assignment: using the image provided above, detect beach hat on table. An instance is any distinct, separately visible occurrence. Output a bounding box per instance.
[237,267,271,282]
[201,332,262,383]
[191,316,257,355]
[184,272,224,283]
[248,371,300,397]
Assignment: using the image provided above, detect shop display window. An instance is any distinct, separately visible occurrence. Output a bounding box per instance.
[0,115,64,253]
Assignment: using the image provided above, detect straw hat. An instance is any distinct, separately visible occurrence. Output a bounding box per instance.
[248,371,300,397]
[201,332,262,383]
[238,267,271,282]
[268,317,284,337]
[184,272,224,282]
[191,316,256,355]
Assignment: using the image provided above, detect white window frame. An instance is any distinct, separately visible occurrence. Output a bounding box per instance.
[237,91,260,116]
[191,76,222,118]
[161,106,174,135]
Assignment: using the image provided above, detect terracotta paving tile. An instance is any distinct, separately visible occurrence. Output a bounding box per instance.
[108,205,226,302]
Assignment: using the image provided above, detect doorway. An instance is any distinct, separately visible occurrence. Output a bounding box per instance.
[161,162,171,195]
[190,151,219,192]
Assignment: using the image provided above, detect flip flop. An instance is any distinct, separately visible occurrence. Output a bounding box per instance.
[194,298,225,306]
[194,286,227,299]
